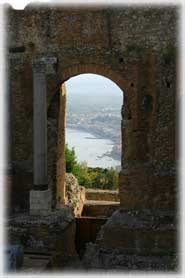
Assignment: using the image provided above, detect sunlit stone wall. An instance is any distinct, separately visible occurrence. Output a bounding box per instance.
[7,4,177,211]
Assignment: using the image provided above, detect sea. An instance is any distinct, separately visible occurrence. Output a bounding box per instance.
[66,127,120,169]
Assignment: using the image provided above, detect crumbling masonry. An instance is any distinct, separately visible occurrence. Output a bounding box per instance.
[6,4,178,270]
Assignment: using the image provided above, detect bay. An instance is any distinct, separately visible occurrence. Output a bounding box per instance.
[66,128,120,169]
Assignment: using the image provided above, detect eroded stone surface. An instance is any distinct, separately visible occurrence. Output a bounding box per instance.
[82,209,178,270]
[85,189,119,202]
[6,206,78,269]
[65,173,85,217]
[7,206,74,227]
[6,5,178,271]
[7,5,177,211]
[83,243,178,270]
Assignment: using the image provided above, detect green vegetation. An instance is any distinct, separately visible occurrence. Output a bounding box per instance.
[65,144,80,176]
[65,144,118,190]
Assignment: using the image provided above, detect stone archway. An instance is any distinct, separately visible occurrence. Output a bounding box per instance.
[7,5,177,216]
[54,63,136,208]
[7,5,177,269]
[61,64,127,89]
[30,54,160,214]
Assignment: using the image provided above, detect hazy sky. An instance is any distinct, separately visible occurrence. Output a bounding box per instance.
[66,73,123,98]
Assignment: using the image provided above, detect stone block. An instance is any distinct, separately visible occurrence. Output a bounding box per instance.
[30,190,51,215]
[30,209,50,216]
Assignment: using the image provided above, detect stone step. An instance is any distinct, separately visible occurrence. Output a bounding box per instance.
[85,189,119,202]
[82,200,120,217]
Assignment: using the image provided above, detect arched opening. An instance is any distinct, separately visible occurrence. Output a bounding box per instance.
[66,73,123,170]
[60,72,124,258]
[47,64,129,210]
[46,64,130,260]
[55,64,128,207]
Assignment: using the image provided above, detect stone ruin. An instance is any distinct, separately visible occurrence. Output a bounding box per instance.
[4,3,178,272]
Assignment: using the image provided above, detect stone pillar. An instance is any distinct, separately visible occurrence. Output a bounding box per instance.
[30,61,51,215]
[56,84,66,207]
[33,62,47,187]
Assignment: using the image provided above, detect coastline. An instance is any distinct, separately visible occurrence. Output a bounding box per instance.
[66,124,121,161]
[66,124,119,143]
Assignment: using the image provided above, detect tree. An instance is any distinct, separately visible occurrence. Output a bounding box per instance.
[106,167,118,189]
[77,162,92,187]
[65,144,118,190]
[65,144,79,173]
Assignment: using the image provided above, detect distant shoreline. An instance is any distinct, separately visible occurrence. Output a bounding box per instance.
[66,124,117,143]
[66,125,121,161]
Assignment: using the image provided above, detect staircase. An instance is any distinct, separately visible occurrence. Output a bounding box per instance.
[82,189,119,217]
[75,189,120,258]
[82,200,119,217]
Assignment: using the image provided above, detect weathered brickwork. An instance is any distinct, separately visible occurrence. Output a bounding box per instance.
[83,209,177,270]
[6,5,178,211]
[6,3,178,270]
[7,207,78,269]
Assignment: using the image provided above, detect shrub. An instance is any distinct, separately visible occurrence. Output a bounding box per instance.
[65,144,119,189]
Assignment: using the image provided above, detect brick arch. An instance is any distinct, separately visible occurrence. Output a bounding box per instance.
[55,63,127,207]
[47,63,132,106]
[60,64,127,93]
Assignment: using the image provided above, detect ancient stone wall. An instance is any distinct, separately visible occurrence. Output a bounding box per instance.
[6,4,178,210]
[7,207,78,269]
[85,189,119,202]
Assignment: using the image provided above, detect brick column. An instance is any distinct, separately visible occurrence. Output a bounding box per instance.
[30,61,51,215]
